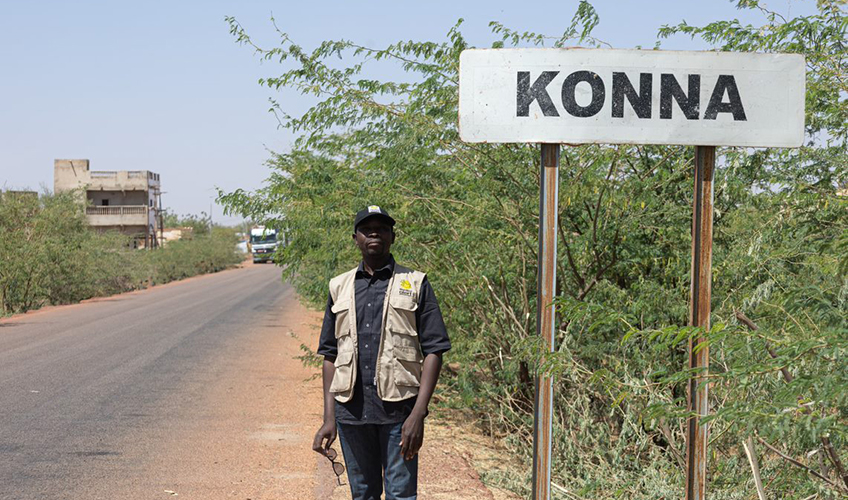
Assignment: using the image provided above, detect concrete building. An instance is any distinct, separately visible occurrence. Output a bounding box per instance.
[0,190,38,201]
[54,159,162,248]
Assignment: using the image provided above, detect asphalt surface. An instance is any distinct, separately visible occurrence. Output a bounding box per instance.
[0,263,289,500]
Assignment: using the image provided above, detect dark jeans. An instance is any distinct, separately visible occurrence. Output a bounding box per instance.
[336,422,418,500]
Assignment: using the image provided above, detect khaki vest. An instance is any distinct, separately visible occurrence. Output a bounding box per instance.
[328,263,426,403]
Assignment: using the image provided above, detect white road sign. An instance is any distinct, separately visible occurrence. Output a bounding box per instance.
[459,48,805,147]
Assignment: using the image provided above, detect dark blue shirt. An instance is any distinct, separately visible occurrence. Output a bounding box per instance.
[317,258,450,425]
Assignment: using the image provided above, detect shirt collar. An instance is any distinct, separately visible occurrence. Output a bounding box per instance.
[356,255,395,278]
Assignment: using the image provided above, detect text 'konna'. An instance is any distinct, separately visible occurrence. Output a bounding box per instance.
[517,71,747,121]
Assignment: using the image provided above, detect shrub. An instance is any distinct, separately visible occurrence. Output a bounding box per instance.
[0,191,242,315]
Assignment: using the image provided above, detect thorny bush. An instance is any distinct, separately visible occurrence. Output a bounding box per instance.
[220,1,846,498]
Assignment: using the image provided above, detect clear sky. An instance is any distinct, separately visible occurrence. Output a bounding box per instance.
[0,0,814,224]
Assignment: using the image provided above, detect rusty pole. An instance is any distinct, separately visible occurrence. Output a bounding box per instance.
[685,145,715,500]
[532,143,559,500]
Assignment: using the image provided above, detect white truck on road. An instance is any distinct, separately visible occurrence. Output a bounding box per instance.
[249,226,279,264]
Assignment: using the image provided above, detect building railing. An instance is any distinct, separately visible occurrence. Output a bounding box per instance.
[90,171,118,179]
[86,205,148,216]
[86,170,160,182]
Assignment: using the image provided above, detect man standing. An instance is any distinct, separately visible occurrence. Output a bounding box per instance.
[312,206,451,500]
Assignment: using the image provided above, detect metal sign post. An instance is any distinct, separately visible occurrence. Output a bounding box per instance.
[685,145,715,500]
[532,143,559,500]
[457,48,804,500]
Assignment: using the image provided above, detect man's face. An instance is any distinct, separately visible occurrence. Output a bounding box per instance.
[353,218,395,259]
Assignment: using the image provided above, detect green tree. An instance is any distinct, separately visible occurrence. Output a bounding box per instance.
[220,1,846,497]
[161,208,213,236]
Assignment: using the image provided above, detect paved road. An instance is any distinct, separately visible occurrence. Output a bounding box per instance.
[0,264,289,500]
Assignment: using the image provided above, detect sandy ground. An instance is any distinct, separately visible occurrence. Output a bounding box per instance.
[48,261,522,500]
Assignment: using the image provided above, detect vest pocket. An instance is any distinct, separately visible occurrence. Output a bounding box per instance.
[331,299,351,338]
[392,345,423,387]
[330,350,355,393]
[387,295,417,335]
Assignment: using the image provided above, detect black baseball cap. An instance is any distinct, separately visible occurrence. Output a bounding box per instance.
[354,205,396,231]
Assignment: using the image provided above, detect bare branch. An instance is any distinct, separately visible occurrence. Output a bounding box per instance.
[757,437,843,491]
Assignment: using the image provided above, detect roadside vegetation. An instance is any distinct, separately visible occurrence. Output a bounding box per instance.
[220,1,846,498]
[0,190,243,316]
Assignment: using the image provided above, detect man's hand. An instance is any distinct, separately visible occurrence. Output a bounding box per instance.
[399,352,443,461]
[313,420,337,455]
[399,411,425,461]
[314,359,337,455]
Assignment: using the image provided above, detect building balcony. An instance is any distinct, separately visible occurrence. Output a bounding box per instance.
[85,205,150,227]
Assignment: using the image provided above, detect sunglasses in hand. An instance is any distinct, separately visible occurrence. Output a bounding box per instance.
[324,447,346,486]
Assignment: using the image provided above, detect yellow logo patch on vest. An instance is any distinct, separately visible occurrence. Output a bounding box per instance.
[398,279,413,296]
